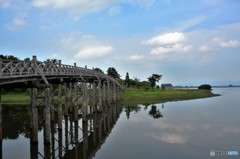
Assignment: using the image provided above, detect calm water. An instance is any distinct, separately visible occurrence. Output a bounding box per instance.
[1,88,240,159]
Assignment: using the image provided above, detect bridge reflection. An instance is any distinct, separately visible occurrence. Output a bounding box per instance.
[28,103,122,159]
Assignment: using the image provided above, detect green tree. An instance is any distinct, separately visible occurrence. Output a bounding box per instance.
[148,74,162,88]
[94,67,104,73]
[125,72,130,87]
[0,54,19,60]
[107,67,120,79]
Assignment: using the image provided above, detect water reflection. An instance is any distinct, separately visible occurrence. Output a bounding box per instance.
[0,103,122,159]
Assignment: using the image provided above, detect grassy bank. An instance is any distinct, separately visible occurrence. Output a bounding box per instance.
[1,88,220,105]
[2,92,30,105]
[122,88,219,104]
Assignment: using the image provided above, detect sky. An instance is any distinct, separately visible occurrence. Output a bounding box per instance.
[0,0,240,86]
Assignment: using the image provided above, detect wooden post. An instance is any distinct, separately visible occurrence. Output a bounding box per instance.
[58,83,62,129]
[98,80,102,112]
[69,83,73,113]
[82,81,88,122]
[58,129,63,159]
[107,81,111,106]
[82,120,88,159]
[102,82,106,104]
[30,87,38,143]
[51,122,55,159]
[64,116,69,151]
[74,121,79,159]
[74,82,78,122]
[44,87,51,144]
[64,83,69,116]
[93,82,97,113]
[50,84,55,122]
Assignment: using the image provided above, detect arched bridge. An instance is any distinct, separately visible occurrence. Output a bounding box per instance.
[0,56,123,144]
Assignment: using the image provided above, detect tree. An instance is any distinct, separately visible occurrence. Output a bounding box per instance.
[125,72,130,87]
[94,67,104,73]
[45,59,59,63]
[148,74,162,88]
[198,84,212,90]
[107,67,120,79]
[0,54,19,60]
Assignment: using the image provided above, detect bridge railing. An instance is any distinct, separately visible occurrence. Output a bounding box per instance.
[0,56,121,87]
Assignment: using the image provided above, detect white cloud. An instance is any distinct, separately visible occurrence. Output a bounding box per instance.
[199,45,211,52]
[129,54,144,60]
[150,44,192,55]
[220,40,240,48]
[143,32,186,45]
[32,0,155,18]
[178,16,205,31]
[74,45,113,59]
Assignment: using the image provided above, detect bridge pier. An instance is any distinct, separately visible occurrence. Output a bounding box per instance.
[44,87,51,144]
[82,81,88,122]
[64,83,69,116]
[98,80,102,112]
[58,83,62,130]
[30,87,38,143]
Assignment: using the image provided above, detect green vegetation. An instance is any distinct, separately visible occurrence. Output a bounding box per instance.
[198,84,212,90]
[122,88,219,104]
[2,92,30,105]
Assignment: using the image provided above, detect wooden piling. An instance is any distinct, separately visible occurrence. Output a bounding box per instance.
[58,83,62,129]
[44,87,51,144]
[74,82,78,122]
[30,87,38,143]
[50,85,55,122]
[98,80,102,112]
[64,83,69,116]
[93,82,97,113]
[82,81,88,122]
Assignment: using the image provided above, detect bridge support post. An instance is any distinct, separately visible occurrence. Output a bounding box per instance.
[107,81,111,106]
[82,81,87,122]
[74,82,78,122]
[30,87,38,143]
[44,87,51,144]
[58,83,62,130]
[83,120,88,159]
[102,81,106,105]
[64,83,69,116]
[50,85,55,122]
[69,82,73,113]
[93,81,97,113]
[98,80,102,112]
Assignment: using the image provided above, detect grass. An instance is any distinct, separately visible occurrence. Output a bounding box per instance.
[1,88,220,105]
[121,88,220,104]
[1,92,30,105]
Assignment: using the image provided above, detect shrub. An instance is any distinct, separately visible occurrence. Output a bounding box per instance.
[198,84,212,90]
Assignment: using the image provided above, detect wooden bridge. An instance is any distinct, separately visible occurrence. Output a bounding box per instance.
[0,56,123,144]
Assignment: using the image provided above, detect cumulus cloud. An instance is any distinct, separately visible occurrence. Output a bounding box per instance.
[74,45,113,59]
[143,32,186,45]
[143,32,192,56]
[129,54,144,60]
[150,44,192,55]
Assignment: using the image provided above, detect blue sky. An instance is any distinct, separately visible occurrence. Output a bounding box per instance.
[1,0,240,85]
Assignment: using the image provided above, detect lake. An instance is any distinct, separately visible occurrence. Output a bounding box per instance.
[1,88,240,159]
